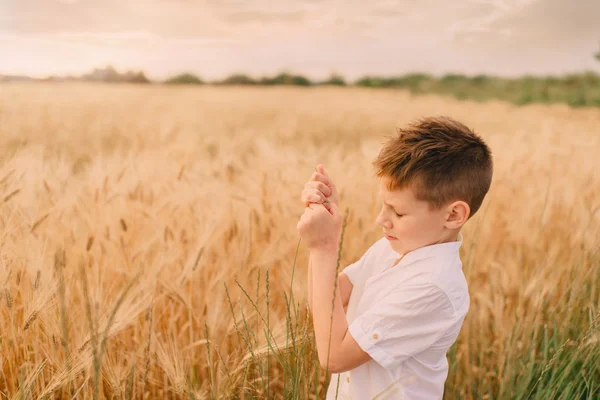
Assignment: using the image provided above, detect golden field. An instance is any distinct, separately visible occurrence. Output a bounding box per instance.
[0,83,599,399]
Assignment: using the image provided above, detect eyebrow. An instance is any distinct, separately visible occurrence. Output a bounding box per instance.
[378,192,407,210]
[382,199,404,212]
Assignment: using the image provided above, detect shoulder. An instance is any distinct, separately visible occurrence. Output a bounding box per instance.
[425,256,470,316]
[358,236,392,262]
[385,254,469,317]
[382,281,456,319]
[370,236,394,258]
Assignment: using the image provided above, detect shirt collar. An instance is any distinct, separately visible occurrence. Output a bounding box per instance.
[387,232,463,267]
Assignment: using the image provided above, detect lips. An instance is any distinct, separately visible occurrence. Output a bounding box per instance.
[385,233,397,240]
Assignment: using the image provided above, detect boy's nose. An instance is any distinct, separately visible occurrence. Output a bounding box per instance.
[375,214,391,229]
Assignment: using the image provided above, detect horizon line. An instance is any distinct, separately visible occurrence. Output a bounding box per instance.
[2,65,600,83]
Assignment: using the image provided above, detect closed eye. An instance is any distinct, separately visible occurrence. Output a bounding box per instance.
[382,202,404,217]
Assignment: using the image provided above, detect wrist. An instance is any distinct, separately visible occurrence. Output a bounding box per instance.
[309,245,339,258]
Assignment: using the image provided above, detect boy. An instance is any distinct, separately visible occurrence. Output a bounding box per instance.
[297,116,493,399]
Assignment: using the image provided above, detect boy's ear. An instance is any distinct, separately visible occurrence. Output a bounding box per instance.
[446,201,469,227]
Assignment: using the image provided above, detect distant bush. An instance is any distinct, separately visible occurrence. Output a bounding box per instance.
[218,74,258,85]
[472,74,489,86]
[355,76,386,88]
[441,73,467,83]
[165,73,204,85]
[319,74,347,86]
[81,66,150,83]
[216,72,313,86]
[260,73,312,86]
[356,74,432,90]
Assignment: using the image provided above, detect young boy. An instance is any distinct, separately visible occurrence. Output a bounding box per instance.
[297,116,493,399]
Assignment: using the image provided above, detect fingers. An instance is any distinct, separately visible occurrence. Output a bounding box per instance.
[301,192,325,205]
[314,166,337,193]
[301,165,334,212]
[310,200,331,213]
[316,164,329,178]
[310,171,331,188]
[304,181,332,197]
[301,188,330,206]
[300,187,331,205]
[307,202,330,213]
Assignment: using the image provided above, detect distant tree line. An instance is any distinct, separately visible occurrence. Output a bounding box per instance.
[157,47,600,107]
[2,62,600,107]
[165,72,346,86]
[162,70,600,107]
[24,66,152,83]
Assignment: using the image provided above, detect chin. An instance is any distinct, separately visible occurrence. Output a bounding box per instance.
[388,240,400,249]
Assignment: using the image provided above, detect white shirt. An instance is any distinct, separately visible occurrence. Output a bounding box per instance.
[326,232,469,400]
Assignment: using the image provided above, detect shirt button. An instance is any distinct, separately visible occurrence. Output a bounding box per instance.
[346,376,350,383]
[372,333,379,340]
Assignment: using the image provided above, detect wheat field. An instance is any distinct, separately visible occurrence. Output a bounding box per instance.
[0,83,599,399]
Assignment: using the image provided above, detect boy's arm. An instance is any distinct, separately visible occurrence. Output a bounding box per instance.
[308,254,313,311]
[338,272,353,309]
[311,247,372,374]
[309,255,353,313]
[310,247,350,370]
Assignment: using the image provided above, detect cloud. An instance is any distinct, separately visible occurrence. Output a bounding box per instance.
[447,0,539,43]
[446,0,600,47]
[0,30,246,52]
[1,0,599,79]
[496,0,600,43]
[53,30,238,43]
[218,10,307,25]
[2,0,233,38]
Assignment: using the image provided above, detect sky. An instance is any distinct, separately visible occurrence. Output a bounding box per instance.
[1,0,599,81]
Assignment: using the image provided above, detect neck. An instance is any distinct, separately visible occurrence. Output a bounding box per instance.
[438,230,459,244]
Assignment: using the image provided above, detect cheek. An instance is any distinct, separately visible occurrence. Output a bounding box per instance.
[390,221,406,236]
[393,218,416,235]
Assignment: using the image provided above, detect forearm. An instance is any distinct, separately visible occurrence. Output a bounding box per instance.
[310,247,348,370]
[308,254,313,312]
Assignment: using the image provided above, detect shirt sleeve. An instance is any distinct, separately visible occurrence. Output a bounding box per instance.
[347,283,457,370]
[341,241,378,285]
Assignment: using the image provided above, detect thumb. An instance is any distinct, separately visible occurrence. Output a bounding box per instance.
[329,201,339,215]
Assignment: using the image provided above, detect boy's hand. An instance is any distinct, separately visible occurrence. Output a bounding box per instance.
[297,202,343,252]
[300,164,340,214]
